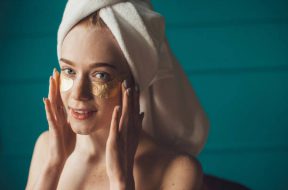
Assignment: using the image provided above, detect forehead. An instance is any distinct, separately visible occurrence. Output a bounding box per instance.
[61,24,129,73]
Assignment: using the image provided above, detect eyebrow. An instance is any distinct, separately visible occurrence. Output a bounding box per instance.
[60,58,117,70]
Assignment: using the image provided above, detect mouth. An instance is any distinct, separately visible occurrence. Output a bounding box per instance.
[69,106,97,121]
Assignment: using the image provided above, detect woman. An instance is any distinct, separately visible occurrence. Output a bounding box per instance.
[26,0,209,189]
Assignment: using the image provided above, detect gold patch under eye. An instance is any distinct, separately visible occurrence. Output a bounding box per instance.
[60,72,127,99]
[91,79,120,99]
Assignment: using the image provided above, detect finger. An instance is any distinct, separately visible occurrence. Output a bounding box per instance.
[52,69,60,111]
[52,68,58,99]
[54,69,63,105]
[48,76,52,100]
[50,76,60,121]
[43,97,57,131]
[48,76,56,117]
[134,83,140,115]
[53,69,61,107]
[125,77,136,115]
[119,80,131,132]
[48,76,55,102]
[134,83,142,131]
[52,71,64,117]
[139,112,144,129]
[53,73,69,130]
[54,69,66,117]
[123,77,134,107]
[118,82,123,115]
[108,105,121,141]
[49,76,57,105]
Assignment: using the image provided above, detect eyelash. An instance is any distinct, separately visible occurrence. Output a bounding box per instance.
[61,68,111,82]
[62,68,76,76]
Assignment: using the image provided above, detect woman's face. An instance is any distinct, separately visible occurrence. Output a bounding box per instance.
[60,23,130,135]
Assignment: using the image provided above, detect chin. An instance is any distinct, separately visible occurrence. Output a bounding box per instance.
[70,123,96,135]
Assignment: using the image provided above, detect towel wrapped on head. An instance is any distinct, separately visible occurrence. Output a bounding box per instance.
[57,0,209,156]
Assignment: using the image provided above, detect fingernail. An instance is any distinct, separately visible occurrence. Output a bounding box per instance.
[50,76,54,84]
[126,88,131,96]
[135,84,139,92]
[123,79,129,89]
[53,68,55,76]
[55,68,59,76]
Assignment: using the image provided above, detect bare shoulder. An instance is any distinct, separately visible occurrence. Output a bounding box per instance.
[137,132,203,190]
[36,130,49,146]
[160,152,203,190]
[25,130,49,189]
[31,130,50,161]
[167,153,202,173]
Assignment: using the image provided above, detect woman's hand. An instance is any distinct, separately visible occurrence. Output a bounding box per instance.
[106,79,144,190]
[43,68,76,167]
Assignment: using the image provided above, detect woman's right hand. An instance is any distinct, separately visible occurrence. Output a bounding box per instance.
[43,68,76,166]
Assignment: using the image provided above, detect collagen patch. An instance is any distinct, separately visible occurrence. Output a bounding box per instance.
[60,74,73,92]
[60,73,126,99]
[91,79,120,99]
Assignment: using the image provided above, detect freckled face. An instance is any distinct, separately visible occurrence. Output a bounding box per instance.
[60,24,130,135]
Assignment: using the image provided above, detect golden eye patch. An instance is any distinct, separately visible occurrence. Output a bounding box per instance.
[60,73,126,99]
[91,79,120,99]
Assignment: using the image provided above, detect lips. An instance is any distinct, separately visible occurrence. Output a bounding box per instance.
[69,107,97,120]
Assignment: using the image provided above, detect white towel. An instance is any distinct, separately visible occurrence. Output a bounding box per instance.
[57,0,209,156]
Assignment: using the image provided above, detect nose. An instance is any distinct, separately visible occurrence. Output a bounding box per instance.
[70,76,93,101]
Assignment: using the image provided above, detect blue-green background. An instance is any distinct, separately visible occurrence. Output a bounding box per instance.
[1,0,288,189]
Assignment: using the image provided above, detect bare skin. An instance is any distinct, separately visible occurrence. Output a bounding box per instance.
[25,22,203,190]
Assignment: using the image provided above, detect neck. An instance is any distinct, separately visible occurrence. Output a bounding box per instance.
[74,128,109,162]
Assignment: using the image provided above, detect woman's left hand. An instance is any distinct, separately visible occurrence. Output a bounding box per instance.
[106,79,144,190]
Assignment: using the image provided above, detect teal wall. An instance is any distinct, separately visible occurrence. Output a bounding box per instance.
[1,0,287,189]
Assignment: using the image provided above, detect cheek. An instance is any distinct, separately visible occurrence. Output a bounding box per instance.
[97,83,121,111]
[60,91,69,109]
[96,82,122,120]
[97,92,121,126]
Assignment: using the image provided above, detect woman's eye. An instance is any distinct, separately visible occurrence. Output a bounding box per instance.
[62,68,75,76]
[94,72,111,82]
